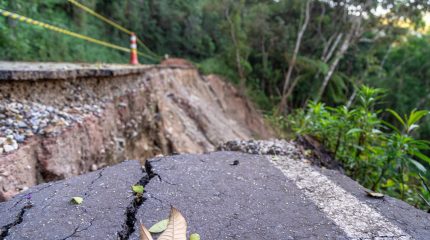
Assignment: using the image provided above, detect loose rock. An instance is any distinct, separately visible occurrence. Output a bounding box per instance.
[0,97,106,155]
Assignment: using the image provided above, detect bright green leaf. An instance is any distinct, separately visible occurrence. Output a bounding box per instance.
[411,151,430,165]
[148,219,168,233]
[190,233,201,240]
[70,197,84,205]
[132,185,145,194]
[387,109,406,128]
[346,128,363,135]
[407,109,429,127]
[383,179,396,188]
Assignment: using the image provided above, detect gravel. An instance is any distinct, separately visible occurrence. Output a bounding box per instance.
[218,139,301,157]
[0,98,105,155]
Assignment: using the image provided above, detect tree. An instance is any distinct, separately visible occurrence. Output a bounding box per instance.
[278,0,312,113]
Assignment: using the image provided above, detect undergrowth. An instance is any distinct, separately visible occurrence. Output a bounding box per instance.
[282,86,430,211]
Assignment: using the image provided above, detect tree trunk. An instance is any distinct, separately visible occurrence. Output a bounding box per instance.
[315,18,361,102]
[278,0,312,113]
[321,33,336,61]
[323,33,343,63]
[346,87,358,108]
[225,7,246,94]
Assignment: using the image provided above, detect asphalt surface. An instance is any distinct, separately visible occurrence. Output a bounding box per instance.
[0,62,191,81]
[1,150,429,239]
[0,160,146,239]
[132,152,430,240]
[132,152,346,240]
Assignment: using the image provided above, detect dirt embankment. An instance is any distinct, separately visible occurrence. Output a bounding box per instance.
[0,61,273,201]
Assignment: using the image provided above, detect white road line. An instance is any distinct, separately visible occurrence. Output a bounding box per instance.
[269,155,412,240]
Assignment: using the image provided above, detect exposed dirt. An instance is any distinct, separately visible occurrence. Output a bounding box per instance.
[0,62,273,201]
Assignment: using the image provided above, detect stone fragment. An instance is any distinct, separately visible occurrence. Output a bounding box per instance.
[16,121,27,128]
[14,134,25,143]
[3,143,18,153]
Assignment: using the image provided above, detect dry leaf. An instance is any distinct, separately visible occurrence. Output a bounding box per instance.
[157,207,187,240]
[365,189,384,198]
[140,222,154,240]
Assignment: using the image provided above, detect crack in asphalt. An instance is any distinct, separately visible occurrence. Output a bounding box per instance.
[10,182,57,210]
[83,169,105,198]
[148,194,164,205]
[157,175,177,186]
[1,181,67,239]
[61,217,96,240]
[0,203,33,239]
[117,160,157,240]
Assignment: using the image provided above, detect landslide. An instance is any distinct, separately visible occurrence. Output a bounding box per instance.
[0,60,273,200]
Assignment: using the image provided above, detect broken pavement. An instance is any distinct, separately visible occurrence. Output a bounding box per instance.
[1,141,429,239]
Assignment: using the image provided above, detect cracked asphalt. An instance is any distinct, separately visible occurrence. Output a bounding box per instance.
[0,161,146,239]
[1,150,429,239]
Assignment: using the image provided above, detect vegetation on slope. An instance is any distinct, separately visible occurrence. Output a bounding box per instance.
[1,0,430,210]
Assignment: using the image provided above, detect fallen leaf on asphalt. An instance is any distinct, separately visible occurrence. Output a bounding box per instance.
[149,219,169,233]
[70,197,84,205]
[365,190,384,198]
[158,207,187,240]
[189,233,201,240]
[140,222,154,240]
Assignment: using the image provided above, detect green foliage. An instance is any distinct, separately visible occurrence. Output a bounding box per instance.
[290,86,430,210]
[197,57,238,83]
[70,196,84,205]
[132,185,145,194]
[1,0,430,210]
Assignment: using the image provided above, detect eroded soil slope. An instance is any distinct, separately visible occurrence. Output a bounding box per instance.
[0,61,272,200]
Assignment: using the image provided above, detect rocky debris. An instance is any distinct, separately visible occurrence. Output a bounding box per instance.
[0,98,105,154]
[219,139,341,170]
[0,160,147,239]
[218,139,299,156]
[160,58,195,68]
[0,62,273,201]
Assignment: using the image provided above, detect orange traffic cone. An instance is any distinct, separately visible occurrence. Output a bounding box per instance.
[130,33,139,65]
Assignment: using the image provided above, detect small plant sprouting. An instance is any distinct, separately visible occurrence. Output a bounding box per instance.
[132,185,145,196]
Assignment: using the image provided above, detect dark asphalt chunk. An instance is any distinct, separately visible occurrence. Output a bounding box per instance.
[0,160,145,240]
[230,160,239,166]
[132,152,347,240]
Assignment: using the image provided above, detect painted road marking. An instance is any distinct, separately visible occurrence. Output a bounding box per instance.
[269,155,412,240]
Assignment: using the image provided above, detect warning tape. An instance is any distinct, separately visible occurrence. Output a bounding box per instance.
[68,0,132,35]
[0,8,130,53]
[67,0,160,60]
[0,8,160,61]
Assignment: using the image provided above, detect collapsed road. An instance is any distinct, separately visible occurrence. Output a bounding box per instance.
[0,61,272,201]
[1,140,429,240]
